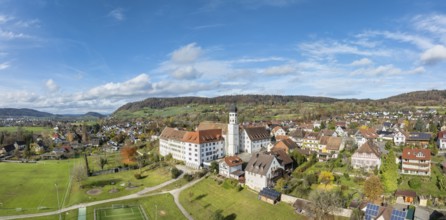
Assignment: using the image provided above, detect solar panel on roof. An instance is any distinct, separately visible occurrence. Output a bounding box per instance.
[365,203,380,220]
[390,209,406,220]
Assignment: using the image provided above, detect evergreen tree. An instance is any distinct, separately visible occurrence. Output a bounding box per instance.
[380,150,398,193]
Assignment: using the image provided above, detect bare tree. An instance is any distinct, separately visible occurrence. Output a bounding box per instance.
[72,163,88,183]
[136,154,147,175]
[306,190,342,220]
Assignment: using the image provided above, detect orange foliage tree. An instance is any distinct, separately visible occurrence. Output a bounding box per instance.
[121,146,137,165]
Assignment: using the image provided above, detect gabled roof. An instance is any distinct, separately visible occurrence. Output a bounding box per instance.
[271,126,284,134]
[245,153,276,176]
[319,136,330,145]
[159,127,187,142]
[182,129,223,144]
[243,126,270,141]
[223,156,243,167]
[326,137,342,151]
[304,132,319,140]
[358,128,378,139]
[402,148,431,160]
[267,149,293,166]
[395,189,417,198]
[356,141,381,157]
[272,138,299,151]
[438,131,446,139]
[288,129,305,138]
[406,132,431,141]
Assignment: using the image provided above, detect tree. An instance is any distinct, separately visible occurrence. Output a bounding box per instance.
[212,209,224,220]
[72,163,88,183]
[121,146,137,165]
[414,118,424,132]
[171,167,182,178]
[306,190,342,219]
[274,178,287,192]
[318,171,334,187]
[385,141,393,150]
[364,175,383,202]
[210,161,219,173]
[380,150,398,193]
[136,154,147,174]
[98,156,108,170]
[290,150,307,166]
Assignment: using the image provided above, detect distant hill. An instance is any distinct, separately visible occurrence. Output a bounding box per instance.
[380,89,446,103]
[114,95,341,113]
[0,108,105,119]
[0,108,54,117]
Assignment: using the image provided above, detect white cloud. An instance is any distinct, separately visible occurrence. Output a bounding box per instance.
[298,40,390,58]
[358,31,433,49]
[420,45,446,64]
[413,14,446,36]
[0,62,10,70]
[108,8,125,21]
[0,30,30,40]
[233,56,286,63]
[171,43,203,63]
[171,66,202,79]
[351,64,402,76]
[261,64,297,75]
[407,66,425,74]
[14,19,40,28]
[350,58,373,66]
[0,15,12,24]
[45,79,60,92]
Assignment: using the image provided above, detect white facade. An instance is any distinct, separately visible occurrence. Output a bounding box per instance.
[245,157,283,191]
[240,129,270,153]
[351,152,381,170]
[159,138,185,161]
[227,109,239,156]
[184,140,225,169]
[394,131,406,146]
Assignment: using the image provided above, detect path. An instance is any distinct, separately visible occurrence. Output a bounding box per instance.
[0,165,204,220]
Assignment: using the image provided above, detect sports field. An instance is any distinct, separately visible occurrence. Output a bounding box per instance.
[95,205,147,220]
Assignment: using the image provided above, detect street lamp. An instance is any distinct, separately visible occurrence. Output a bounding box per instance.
[55,183,61,220]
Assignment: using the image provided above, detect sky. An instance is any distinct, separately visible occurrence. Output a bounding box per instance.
[1,0,446,114]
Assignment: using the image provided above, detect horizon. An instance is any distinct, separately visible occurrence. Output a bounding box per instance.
[1,1,446,114]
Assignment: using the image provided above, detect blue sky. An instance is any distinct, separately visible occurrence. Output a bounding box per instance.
[1,0,446,113]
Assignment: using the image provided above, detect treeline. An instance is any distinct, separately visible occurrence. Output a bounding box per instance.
[382,89,446,103]
[114,95,341,113]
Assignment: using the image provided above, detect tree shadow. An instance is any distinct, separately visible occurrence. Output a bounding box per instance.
[193,193,207,202]
[224,213,237,220]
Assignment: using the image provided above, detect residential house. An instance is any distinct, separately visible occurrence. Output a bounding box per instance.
[302,132,319,151]
[351,141,381,170]
[437,130,446,150]
[271,126,286,137]
[405,132,431,147]
[271,138,299,154]
[394,131,406,146]
[335,126,347,137]
[266,149,294,173]
[245,152,284,191]
[401,148,431,176]
[240,126,270,153]
[219,155,244,180]
[325,137,344,159]
[288,129,305,146]
[395,190,417,205]
[354,128,378,147]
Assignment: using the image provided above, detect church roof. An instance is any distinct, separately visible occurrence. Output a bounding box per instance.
[229,103,238,113]
[159,127,187,142]
[243,126,270,141]
[197,121,228,134]
[182,129,223,144]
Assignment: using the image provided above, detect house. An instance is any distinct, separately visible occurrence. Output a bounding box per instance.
[271,126,286,137]
[395,190,417,205]
[219,155,244,179]
[405,132,431,147]
[325,137,344,159]
[245,152,284,191]
[351,141,381,170]
[363,203,412,220]
[335,126,347,137]
[258,187,281,204]
[302,132,319,151]
[437,130,446,150]
[267,149,294,173]
[354,128,378,147]
[394,131,406,146]
[240,126,270,153]
[288,129,305,146]
[271,138,299,154]
[401,148,431,176]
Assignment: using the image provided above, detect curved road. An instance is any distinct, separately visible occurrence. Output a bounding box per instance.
[0,166,204,220]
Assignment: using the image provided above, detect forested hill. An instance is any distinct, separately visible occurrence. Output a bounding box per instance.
[380,89,446,102]
[0,108,53,117]
[114,95,341,112]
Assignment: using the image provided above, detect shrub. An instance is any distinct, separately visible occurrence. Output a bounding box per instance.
[183,174,194,182]
[408,178,422,189]
[343,172,350,180]
[134,173,143,179]
[171,167,182,178]
[236,184,243,192]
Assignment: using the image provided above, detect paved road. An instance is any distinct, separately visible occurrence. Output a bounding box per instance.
[0,166,203,220]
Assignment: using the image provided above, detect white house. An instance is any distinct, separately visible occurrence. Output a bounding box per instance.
[437,131,446,150]
[271,126,286,137]
[351,141,381,170]
[219,155,244,179]
[245,152,284,191]
[394,131,406,146]
[240,126,270,153]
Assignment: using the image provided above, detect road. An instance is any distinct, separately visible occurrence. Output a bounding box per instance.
[0,166,204,220]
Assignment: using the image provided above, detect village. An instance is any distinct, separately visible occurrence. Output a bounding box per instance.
[1,104,446,220]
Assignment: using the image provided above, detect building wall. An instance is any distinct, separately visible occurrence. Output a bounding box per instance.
[245,171,267,191]
[351,153,381,170]
[227,112,239,156]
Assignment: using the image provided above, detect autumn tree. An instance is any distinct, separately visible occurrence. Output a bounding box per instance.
[380,150,398,193]
[306,190,342,219]
[318,171,334,188]
[121,146,137,165]
[364,175,383,202]
[72,163,88,183]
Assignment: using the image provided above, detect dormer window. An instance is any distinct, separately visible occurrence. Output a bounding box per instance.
[416,152,424,157]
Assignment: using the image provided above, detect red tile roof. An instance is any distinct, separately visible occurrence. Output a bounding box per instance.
[402,148,431,160]
[224,156,243,167]
[182,129,223,144]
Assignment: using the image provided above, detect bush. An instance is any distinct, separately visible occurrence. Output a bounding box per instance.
[343,172,350,180]
[183,174,194,182]
[194,170,208,178]
[134,173,143,179]
[171,167,182,178]
[236,184,243,192]
[408,178,422,189]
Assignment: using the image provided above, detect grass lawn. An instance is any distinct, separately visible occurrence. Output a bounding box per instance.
[179,177,302,220]
[0,160,74,216]
[65,165,172,206]
[398,164,446,197]
[95,205,145,220]
[86,152,123,172]
[0,126,52,133]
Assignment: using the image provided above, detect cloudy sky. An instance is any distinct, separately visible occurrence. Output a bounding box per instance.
[1,0,446,114]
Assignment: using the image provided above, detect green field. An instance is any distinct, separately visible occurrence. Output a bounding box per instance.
[0,126,52,133]
[95,205,146,220]
[179,177,302,220]
[0,160,74,216]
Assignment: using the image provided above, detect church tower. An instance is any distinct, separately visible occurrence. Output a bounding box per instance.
[227,103,239,156]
